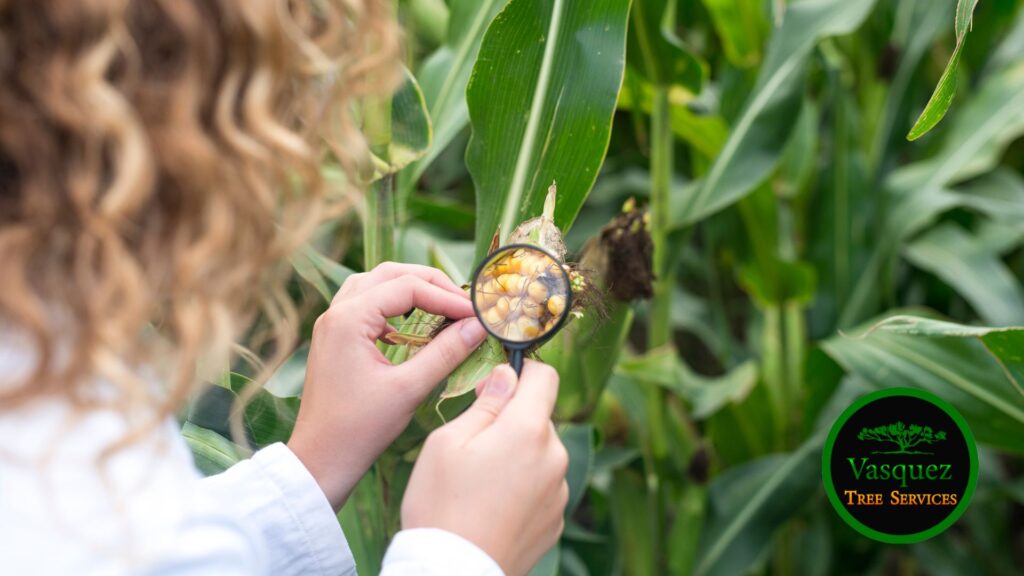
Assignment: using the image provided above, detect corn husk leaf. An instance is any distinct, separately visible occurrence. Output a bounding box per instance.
[440,336,506,401]
[508,182,567,261]
[385,308,446,365]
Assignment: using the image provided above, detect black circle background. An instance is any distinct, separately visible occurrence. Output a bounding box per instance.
[829,395,970,535]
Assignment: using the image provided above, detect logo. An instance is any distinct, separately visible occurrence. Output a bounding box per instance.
[822,388,977,543]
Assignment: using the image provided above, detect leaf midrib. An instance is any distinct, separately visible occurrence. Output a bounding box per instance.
[694,437,821,576]
[926,86,1024,189]
[863,338,1024,425]
[499,0,566,241]
[685,54,803,218]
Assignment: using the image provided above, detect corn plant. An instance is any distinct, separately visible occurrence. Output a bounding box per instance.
[186,0,1024,574]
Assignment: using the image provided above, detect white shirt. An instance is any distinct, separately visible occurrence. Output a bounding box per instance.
[0,397,504,575]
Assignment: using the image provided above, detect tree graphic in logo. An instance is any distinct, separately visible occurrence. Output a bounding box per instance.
[857,421,947,454]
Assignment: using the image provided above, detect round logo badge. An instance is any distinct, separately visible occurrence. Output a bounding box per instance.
[822,388,978,543]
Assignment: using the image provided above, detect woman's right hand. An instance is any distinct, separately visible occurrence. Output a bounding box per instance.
[400,361,569,576]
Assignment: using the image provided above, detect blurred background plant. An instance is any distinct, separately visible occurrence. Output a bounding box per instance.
[184,0,1024,574]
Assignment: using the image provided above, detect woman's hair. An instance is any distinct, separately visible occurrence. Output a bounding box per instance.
[0,0,398,439]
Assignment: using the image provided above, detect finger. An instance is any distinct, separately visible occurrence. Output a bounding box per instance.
[362,275,474,320]
[558,479,570,509]
[496,359,559,427]
[335,262,465,303]
[437,365,518,438]
[394,318,487,392]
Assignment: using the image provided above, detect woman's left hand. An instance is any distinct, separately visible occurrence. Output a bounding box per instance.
[287,262,487,510]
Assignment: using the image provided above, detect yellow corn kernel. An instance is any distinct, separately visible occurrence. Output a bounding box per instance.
[527,280,548,302]
[483,306,504,327]
[547,294,566,317]
[522,299,544,318]
[519,276,532,294]
[544,317,559,333]
[494,296,510,318]
[526,257,549,276]
[506,297,524,319]
[517,316,541,339]
[496,273,522,294]
[477,287,499,308]
[504,322,523,341]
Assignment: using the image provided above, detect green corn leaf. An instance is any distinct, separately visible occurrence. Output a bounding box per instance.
[953,168,1024,223]
[289,244,355,303]
[906,0,979,141]
[618,69,728,160]
[366,67,432,181]
[868,315,1024,398]
[615,346,759,420]
[610,468,658,576]
[191,372,300,449]
[693,380,866,576]
[182,422,242,476]
[290,249,334,303]
[892,60,1024,193]
[264,343,309,398]
[400,226,475,285]
[540,300,634,419]
[628,0,706,90]
[700,0,767,68]
[842,59,1024,327]
[869,0,953,171]
[560,424,596,515]
[406,0,449,45]
[440,336,505,401]
[773,97,818,199]
[694,435,823,576]
[822,313,1024,452]
[677,0,877,226]
[528,546,560,576]
[339,472,388,575]
[466,0,632,259]
[904,223,1024,326]
[402,0,510,189]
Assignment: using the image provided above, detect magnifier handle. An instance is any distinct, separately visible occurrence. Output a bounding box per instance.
[509,349,524,377]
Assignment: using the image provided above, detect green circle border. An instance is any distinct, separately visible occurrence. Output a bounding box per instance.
[821,387,979,544]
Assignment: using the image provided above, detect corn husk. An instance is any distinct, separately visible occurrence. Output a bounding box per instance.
[384,182,595,413]
[507,182,567,261]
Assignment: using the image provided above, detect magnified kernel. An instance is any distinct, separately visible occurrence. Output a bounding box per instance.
[546,294,566,317]
[472,245,571,343]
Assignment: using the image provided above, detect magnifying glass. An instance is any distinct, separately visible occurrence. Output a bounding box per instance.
[470,243,572,376]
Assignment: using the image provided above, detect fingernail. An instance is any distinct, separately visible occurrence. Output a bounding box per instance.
[459,318,486,347]
[483,366,515,397]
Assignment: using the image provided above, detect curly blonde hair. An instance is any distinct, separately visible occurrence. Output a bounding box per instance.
[0,0,398,439]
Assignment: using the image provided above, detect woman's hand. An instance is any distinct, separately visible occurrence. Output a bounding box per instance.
[288,262,487,511]
[401,361,570,576]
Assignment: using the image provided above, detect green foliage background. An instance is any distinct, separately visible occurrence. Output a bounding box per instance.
[187,0,1024,574]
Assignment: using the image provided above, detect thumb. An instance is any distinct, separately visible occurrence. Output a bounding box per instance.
[441,365,518,438]
[395,318,487,395]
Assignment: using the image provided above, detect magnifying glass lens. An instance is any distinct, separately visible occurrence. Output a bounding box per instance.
[472,246,570,344]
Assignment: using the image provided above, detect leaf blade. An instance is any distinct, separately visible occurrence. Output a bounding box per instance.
[466,0,632,258]
[905,0,980,140]
[823,314,1024,452]
[677,0,878,225]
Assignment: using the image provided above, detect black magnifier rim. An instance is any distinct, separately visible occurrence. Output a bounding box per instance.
[469,242,573,349]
